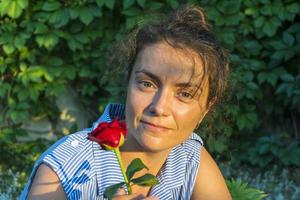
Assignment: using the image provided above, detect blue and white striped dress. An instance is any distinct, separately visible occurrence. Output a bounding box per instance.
[20,103,203,200]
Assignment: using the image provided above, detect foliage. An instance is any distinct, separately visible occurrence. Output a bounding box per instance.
[0,127,52,198]
[0,0,299,198]
[220,162,300,200]
[231,133,300,167]
[226,179,268,200]
[0,127,51,172]
[197,0,300,168]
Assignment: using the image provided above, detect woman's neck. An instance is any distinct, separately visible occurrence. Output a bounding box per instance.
[120,134,171,178]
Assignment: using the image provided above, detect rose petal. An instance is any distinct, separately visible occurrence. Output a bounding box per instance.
[88,120,127,149]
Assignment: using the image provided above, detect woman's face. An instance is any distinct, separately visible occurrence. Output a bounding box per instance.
[125,42,210,153]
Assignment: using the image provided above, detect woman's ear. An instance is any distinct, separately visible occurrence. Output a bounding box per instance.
[195,97,217,129]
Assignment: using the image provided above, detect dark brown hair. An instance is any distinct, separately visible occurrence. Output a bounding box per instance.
[116,5,229,106]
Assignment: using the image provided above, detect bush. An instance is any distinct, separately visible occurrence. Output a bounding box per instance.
[0,0,299,198]
[227,179,268,200]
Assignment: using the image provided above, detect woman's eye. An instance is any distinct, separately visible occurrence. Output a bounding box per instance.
[142,81,152,88]
[138,81,155,89]
[177,91,193,100]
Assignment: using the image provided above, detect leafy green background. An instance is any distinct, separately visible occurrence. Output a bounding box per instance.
[0,0,299,199]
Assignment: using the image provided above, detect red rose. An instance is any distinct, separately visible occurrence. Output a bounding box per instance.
[88,119,127,149]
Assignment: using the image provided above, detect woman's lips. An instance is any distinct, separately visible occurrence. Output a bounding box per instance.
[140,120,170,132]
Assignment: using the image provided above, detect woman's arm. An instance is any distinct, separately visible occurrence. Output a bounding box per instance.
[191,147,232,200]
[27,164,156,200]
[27,164,67,200]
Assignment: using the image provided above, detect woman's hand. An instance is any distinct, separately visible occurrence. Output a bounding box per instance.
[112,188,159,200]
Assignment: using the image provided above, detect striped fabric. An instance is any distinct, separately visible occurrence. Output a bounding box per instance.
[20,103,203,200]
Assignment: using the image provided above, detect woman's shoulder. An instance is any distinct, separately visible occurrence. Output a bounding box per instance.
[20,130,99,200]
[41,130,94,165]
[181,132,204,163]
[186,132,204,146]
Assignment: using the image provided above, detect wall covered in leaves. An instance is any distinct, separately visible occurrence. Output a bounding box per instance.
[198,0,300,168]
[0,0,299,198]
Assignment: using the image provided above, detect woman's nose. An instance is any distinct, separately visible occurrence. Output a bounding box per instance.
[148,88,171,116]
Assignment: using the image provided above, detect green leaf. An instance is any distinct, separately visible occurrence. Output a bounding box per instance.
[63,66,77,80]
[9,109,30,123]
[69,7,80,19]
[104,182,125,200]
[0,83,10,98]
[137,0,146,8]
[282,32,295,46]
[20,62,27,72]
[0,0,11,16]
[51,57,63,66]
[257,71,278,86]
[4,0,25,18]
[146,1,163,10]
[105,0,115,10]
[167,0,179,9]
[95,0,104,7]
[220,0,241,14]
[74,33,90,44]
[244,72,253,82]
[49,9,69,27]
[14,35,26,49]
[263,17,281,37]
[36,34,59,49]
[79,9,93,25]
[247,82,259,90]
[27,67,44,83]
[131,173,159,187]
[246,112,257,124]
[126,158,149,181]
[3,44,15,55]
[16,0,28,9]
[260,5,272,16]
[16,102,30,109]
[123,0,135,9]
[34,23,49,34]
[213,136,228,153]
[17,88,29,101]
[275,83,289,94]
[286,3,299,14]
[269,40,285,50]
[244,7,257,16]
[280,74,294,82]
[44,72,53,82]
[67,38,83,51]
[42,1,61,12]
[254,16,265,28]
[122,7,142,17]
[29,84,42,101]
[95,0,114,9]
[125,17,138,30]
[243,40,262,55]
[225,13,244,26]
[227,179,268,200]
[79,6,100,25]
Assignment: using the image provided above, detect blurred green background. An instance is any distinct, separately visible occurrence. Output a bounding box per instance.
[0,0,299,199]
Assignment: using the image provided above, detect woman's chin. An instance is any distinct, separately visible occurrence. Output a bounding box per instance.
[136,132,173,153]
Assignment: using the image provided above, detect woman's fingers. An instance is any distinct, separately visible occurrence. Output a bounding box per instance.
[112,189,159,200]
[115,188,126,196]
[112,193,144,200]
[143,196,159,200]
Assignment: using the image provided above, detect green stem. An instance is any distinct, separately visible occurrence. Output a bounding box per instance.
[114,148,132,195]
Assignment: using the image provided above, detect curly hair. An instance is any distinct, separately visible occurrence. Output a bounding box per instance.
[115,5,229,106]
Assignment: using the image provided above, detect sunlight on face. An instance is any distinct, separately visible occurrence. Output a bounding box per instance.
[125,42,210,153]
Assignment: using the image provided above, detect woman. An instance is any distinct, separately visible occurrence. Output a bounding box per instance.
[21,5,232,200]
